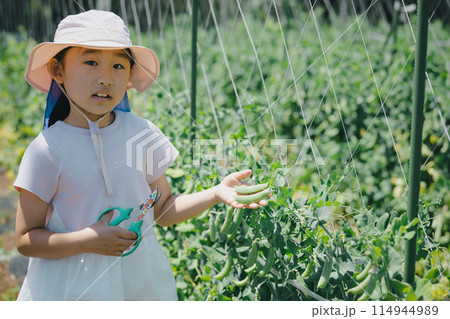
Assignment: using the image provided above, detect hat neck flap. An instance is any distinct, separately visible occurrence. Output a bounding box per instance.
[44,79,130,130]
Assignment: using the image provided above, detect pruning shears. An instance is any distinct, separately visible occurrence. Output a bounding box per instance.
[97,188,162,257]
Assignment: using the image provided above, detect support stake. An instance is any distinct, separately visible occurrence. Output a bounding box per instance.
[190,0,199,159]
[405,0,429,285]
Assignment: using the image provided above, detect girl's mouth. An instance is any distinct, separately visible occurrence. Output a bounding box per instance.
[93,93,111,101]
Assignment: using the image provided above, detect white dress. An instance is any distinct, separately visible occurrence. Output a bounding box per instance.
[14,111,179,300]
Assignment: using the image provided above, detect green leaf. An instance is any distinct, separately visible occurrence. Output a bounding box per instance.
[276,174,286,187]
[406,287,418,301]
[336,253,356,274]
[414,277,434,300]
[165,168,185,178]
[371,247,382,260]
[316,207,331,222]
[175,222,195,232]
[331,170,340,182]
[390,278,410,294]
[308,196,319,205]
[403,230,416,240]
[424,267,440,280]
[387,247,402,277]
[236,246,249,253]
[389,216,403,234]
[261,219,275,237]
[200,275,211,282]
[377,213,389,231]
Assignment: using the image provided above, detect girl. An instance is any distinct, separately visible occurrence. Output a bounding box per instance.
[14,10,269,300]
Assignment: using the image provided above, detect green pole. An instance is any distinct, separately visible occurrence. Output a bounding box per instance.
[405,0,429,285]
[190,0,199,159]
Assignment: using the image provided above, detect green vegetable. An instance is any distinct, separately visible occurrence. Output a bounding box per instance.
[317,256,333,289]
[227,208,245,239]
[244,263,257,273]
[214,254,233,280]
[209,214,216,242]
[197,208,210,220]
[356,274,377,301]
[220,206,234,234]
[356,260,372,282]
[301,260,315,278]
[235,182,269,194]
[258,246,275,277]
[235,188,271,204]
[232,275,249,287]
[348,271,373,295]
[184,181,196,194]
[245,240,259,268]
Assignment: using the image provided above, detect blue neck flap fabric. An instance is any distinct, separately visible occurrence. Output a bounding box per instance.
[43,79,130,130]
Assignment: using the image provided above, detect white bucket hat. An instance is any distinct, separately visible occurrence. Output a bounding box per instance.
[25,9,160,93]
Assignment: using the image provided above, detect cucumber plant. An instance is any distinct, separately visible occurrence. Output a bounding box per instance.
[156,159,447,301]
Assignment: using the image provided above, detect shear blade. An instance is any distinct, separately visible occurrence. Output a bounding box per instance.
[153,188,162,207]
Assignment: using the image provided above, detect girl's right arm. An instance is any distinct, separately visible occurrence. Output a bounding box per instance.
[15,189,138,259]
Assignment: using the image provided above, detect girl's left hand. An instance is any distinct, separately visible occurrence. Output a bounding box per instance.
[214,169,271,209]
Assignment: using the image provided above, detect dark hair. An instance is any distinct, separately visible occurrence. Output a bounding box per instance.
[125,48,135,69]
[48,47,72,127]
[47,47,134,127]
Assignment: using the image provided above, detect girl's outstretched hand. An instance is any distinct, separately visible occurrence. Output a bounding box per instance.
[214,169,271,209]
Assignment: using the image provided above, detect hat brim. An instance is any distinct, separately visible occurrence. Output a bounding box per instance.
[25,42,160,93]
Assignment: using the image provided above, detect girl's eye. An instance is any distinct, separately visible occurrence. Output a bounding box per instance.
[85,61,98,66]
[113,64,125,69]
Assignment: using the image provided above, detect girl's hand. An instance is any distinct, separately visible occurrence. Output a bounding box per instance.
[214,169,271,209]
[80,211,138,256]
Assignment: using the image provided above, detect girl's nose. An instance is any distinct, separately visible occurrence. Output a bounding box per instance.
[97,68,113,86]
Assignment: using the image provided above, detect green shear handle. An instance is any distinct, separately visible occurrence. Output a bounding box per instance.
[97,188,161,257]
[97,206,143,257]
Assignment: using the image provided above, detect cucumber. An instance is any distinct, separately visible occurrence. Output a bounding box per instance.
[184,181,196,194]
[220,206,234,234]
[235,188,271,204]
[348,271,372,295]
[317,256,333,289]
[244,263,257,273]
[258,246,275,277]
[214,254,233,280]
[301,260,315,279]
[235,183,269,194]
[245,240,259,268]
[356,260,372,282]
[356,274,377,301]
[197,207,210,220]
[232,275,249,287]
[209,214,216,242]
[227,208,245,239]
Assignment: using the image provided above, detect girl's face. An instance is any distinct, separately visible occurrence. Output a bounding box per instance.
[55,47,132,123]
